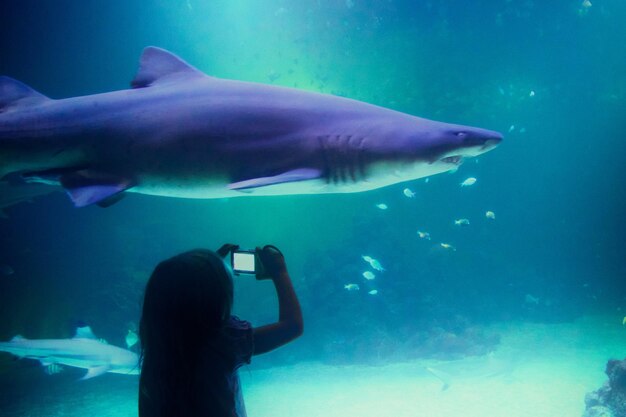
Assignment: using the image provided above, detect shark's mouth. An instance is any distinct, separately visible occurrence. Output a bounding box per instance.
[441,155,463,165]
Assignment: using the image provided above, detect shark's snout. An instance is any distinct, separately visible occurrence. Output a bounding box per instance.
[456,127,502,157]
[460,128,502,147]
[435,127,502,166]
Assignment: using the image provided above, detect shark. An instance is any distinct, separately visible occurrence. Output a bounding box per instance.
[0,47,502,208]
[0,326,139,379]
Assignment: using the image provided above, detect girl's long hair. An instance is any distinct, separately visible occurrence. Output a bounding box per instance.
[138,249,234,417]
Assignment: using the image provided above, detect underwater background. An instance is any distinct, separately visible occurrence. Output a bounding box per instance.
[1,0,625,416]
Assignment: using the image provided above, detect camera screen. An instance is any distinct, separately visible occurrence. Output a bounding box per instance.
[232,251,255,273]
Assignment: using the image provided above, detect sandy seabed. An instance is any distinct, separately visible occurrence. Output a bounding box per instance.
[0,316,624,417]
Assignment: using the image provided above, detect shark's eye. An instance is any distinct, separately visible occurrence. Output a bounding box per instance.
[456,132,467,138]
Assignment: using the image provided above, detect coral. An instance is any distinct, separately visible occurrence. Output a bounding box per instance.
[584,358,626,417]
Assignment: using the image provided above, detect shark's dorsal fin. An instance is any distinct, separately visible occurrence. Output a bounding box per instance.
[0,76,50,112]
[73,326,97,340]
[131,47,204,88]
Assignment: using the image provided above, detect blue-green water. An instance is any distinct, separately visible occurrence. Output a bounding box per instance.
[1,1,625,416]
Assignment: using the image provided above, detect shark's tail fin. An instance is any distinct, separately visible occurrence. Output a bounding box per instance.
[0,77,51,178]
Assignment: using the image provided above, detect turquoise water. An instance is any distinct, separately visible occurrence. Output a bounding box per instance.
[1,1,625,416]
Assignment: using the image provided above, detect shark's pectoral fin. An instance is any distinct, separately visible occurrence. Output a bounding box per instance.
[81,365,110,380]
[228,168,322,191]
[131,47,205,88]
[60,171,135,208]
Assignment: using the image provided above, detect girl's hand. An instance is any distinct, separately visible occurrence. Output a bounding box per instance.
[216,243,239,258]
[256,245,287,280]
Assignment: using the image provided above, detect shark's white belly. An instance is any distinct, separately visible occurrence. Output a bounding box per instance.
[128,160,453,199]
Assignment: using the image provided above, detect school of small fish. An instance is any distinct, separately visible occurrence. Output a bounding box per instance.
[357,166,499,299]
[343,256,386,294]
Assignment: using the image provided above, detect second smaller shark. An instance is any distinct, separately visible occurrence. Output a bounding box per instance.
[0,325,139,379]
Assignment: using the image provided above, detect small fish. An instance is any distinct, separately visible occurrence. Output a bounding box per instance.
[454,218,470,226]
[267,71,281,82]
[403,188,416,198]
[519,127,526,134]
[362,271,376,280]
[125,330,139,349]
[375,203,388,210]
[529,90,535,97]
[582,0,592,8]
[363,256,384,271]
[622,316,625,326]
[344,284,360,291]
[485,211,496,219]
[417,231,431,240]
[440,243,456,251]
[460,177,477,187]
[0,265,14,276]
[424,178,430,183]
[525,294,540,305]
[508,124,515,133]
[369,259,385,272]
[368,290,378,295]
[44,363,64,375]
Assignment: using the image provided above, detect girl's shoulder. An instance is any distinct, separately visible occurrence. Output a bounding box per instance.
[226,315,252,331]
[220,316,254,368]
